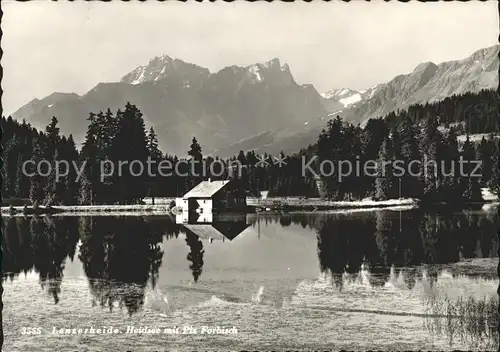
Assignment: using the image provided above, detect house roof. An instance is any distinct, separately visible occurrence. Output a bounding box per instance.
[182,222,250,241]
[183,180,231,198]
[183,224,227,240]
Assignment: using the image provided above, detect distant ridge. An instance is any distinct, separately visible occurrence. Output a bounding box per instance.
[11,45,498,157]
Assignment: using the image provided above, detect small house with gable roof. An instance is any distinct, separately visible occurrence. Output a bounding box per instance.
[176,179,247,215]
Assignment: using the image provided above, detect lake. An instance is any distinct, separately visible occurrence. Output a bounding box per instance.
[2,208,499,351]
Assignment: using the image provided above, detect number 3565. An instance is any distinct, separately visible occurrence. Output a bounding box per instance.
[21,327,41,335]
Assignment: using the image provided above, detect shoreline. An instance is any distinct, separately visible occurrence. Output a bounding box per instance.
[247,197,420,211]
[1,204,174,217]
[2,196,498,217]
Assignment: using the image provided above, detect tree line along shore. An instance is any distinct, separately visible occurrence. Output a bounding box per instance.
[1,89,499,212]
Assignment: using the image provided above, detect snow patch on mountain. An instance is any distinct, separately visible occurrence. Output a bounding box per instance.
[321,88,364,107]
[339,93,362,107]
[248,65,263,82]
[368,87,378,98]
[475,60,486,71]
[131,67,147,85]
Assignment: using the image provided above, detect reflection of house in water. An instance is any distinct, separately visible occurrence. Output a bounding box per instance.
[176,212,250,242]
[176,179,247,216]
[178,213,250,283]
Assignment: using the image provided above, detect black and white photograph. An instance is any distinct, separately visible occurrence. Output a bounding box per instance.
[1,1,499,351]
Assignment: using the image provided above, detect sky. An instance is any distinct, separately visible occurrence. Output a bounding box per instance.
[2,1,498,115]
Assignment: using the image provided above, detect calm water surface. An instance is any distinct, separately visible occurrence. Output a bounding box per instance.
[2,208,499,351]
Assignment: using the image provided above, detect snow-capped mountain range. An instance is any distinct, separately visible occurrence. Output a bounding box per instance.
[11,45,498,157]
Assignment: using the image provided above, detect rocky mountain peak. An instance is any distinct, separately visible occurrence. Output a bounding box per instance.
[244,58,294,84]
[413,61,438,73]
[120,54,210,85]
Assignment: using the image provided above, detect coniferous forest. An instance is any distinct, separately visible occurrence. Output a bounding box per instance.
[1,89,499,206]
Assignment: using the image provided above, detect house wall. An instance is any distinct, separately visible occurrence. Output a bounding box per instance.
[175,197,186,209]
[176,211,189,223]
[196,198,213,213]
[213,186,247,211]
[196,212,213,223]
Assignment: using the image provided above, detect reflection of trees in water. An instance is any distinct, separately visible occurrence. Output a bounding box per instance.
[2,217,29,280]
[249,213,326,231]
[316,216,378,289]
[78,216,167,316]
[314,212,498,351]
[2,215,184,314]
[2,216,80,304]
[184,232,204,283]
[367,265,391,288]
[424,295,499,350]
[315,210,498,282]
[148,218,180,288]
[250,210,498,279]
[279,216,292,227]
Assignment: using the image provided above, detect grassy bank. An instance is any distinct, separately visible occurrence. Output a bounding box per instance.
[1,202,174,217]
[246,197,419,211]
[4,190,497,216]
[247,187,499,211]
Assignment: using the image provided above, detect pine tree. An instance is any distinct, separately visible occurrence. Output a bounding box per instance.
[45,116,60,138]
[29,142,45,205]
[187,137,203,187]
[109,103,149,204]
[44,161,57,206]
[14,153,23,198]
[146,127,163,204]
[463,177,482,203]
[80,113,101,204]
[397,114,422,198]
[44,149,66,206]
[362,118,389,196]
[2,136,18,198]
[103,108,118,153]
[488,140,500,195]
[419,115,442,201]
[64,135,80,205]
[1,116,82,204]
[317,116,343,200]
[188,137,202,161]
[375,137,396,200]
[146,127,162,160]
[476,137,494,187]
[78,167,93,205]
[439,129,461,202]
[45,116,60,160]
[461,136,482,202]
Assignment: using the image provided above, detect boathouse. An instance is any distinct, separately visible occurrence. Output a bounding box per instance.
[176,179,247,214]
